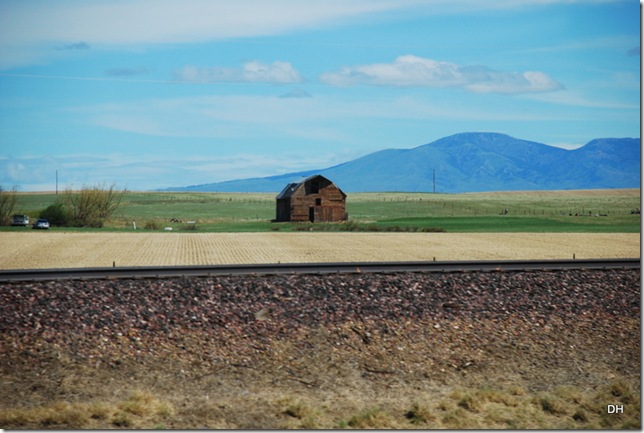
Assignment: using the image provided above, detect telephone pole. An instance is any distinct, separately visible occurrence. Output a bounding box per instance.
[433,168,436,193]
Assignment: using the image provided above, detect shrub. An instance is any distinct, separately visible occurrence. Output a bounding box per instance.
[144,220,162,230]
[0,185,18,226]
[291,221,445,233]
[39,203,69,226]
[62,183,127,228]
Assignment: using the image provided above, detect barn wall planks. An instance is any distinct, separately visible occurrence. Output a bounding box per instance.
[275,175,347,223]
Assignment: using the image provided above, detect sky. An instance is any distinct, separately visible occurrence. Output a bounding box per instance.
[0,0,640,191]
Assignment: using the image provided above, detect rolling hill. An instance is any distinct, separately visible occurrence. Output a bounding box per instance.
[163,133,640,193]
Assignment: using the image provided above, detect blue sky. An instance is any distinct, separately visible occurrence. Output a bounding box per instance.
[0,0,640,191]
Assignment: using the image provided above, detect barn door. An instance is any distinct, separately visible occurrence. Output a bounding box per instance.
[308,207,315,222]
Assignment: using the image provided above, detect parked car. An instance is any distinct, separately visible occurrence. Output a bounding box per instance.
[11,214,29,226]
[32,218,50,229]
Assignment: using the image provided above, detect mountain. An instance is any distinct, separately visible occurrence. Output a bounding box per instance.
[163,133,640,193]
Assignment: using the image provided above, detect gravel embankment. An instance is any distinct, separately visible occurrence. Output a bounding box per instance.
[0,268,640,415]
[1,269,639,347]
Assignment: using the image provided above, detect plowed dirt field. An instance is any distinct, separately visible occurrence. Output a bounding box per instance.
[0,232,639,269]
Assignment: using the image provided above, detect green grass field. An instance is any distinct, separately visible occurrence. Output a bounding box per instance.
[5,189,640,233]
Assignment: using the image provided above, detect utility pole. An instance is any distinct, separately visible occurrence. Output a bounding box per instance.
[433,168,436,193]
[56,170,58,195]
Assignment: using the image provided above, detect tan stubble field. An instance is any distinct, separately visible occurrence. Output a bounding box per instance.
[0,232,639,269]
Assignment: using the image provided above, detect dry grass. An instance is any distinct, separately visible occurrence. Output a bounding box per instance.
[0,390,173,429]
[1,313,639,429]
[0,232,639,269]
[2,381,638,429]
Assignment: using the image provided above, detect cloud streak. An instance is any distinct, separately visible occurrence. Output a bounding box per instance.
[0,0,406,69]
[105,67,150,77]
[174,61,303,84]
[0,0,600,70]
[0,152,345,191]
[82,92,565,144]
[0,0,608,46]
[58,42,91,51]
[320,55,564,94]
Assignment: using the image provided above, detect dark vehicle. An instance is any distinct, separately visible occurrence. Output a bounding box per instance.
[32,218,50,229]
[11,215,29,226]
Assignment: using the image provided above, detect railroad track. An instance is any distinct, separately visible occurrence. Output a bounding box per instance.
[0,258,639,282]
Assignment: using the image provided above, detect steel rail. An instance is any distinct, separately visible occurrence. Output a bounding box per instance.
[0,258,639,282]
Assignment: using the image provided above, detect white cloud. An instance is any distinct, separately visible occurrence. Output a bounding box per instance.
[464,70,563,94]
[174,61,302,84]
[320,55,564,94]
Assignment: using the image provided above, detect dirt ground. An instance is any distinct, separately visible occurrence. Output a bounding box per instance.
[0,232,640,269]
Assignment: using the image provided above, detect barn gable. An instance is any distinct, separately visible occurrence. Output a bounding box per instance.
[275,175,347,222]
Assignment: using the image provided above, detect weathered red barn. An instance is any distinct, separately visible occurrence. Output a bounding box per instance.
[275,175,347,222]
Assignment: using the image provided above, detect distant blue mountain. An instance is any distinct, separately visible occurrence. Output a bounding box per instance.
[162,133,640,193]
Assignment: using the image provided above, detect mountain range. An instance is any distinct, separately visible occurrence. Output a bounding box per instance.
[163,132,641,193]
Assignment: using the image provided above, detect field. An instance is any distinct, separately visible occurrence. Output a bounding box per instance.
[5,188,641,233]
[0,232,639,269]
[1,188,639,269]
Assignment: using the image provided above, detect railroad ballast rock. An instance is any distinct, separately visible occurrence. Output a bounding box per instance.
[1,269,639,344]
[0,268,640,429]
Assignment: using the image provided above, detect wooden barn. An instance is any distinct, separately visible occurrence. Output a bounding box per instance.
[275,175,347,223]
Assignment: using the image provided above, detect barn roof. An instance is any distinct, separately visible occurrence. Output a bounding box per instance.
[276,174,346,199]
[276,182,301,199]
